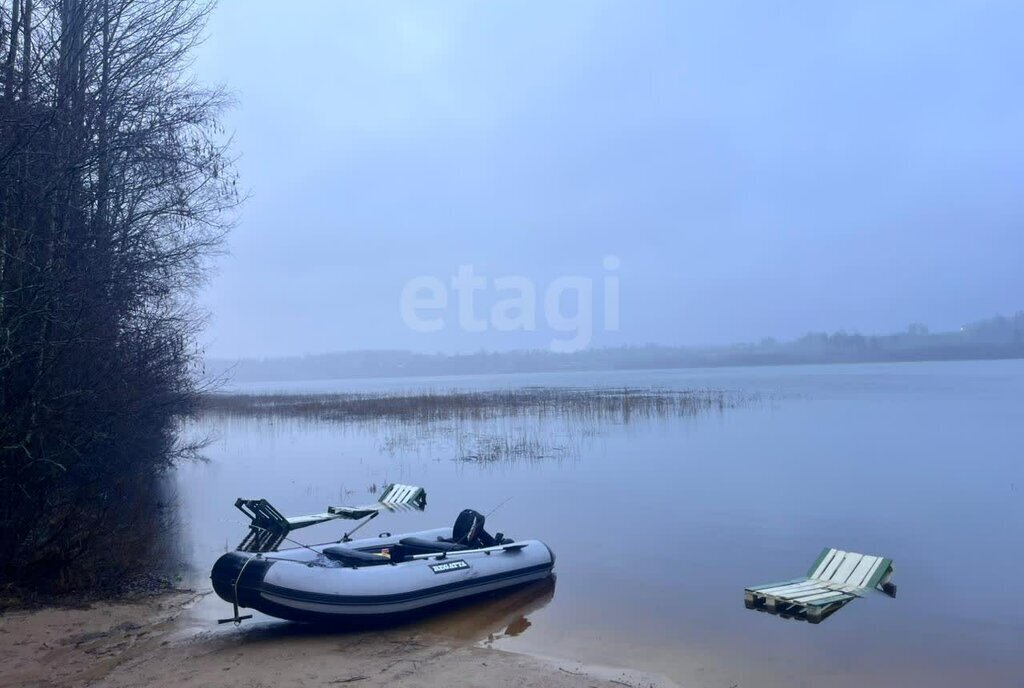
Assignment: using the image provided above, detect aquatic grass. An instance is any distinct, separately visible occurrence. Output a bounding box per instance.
[199,387,746,424]
[197,387,758,464]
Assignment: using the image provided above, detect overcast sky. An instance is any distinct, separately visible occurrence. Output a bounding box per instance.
[193,1,1024,358]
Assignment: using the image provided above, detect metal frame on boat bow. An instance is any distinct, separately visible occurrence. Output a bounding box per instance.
[234,483,427,553]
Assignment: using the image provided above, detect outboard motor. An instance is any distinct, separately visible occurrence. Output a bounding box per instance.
[451,509,498,548]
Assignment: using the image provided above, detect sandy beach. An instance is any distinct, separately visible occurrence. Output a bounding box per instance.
[0,589,678,688]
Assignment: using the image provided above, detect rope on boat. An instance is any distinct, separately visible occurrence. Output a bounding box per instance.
[217,554,257,624]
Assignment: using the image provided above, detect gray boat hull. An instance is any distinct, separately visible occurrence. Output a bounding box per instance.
[212,528,555,623]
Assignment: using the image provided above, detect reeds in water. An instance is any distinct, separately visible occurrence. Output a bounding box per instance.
[199,387,744,424]
[198,387,756,464]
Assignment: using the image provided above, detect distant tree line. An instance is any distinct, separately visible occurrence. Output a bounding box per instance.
[0,0,236,590]
[208,313,1024,383]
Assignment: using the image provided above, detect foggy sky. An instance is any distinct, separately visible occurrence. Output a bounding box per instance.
[193,1,1024,358]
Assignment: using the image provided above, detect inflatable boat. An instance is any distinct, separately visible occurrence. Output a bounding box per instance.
[211,485,555,624]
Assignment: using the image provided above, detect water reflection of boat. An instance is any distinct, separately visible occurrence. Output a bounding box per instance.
[414,574,556,642]
[211,489,555,625]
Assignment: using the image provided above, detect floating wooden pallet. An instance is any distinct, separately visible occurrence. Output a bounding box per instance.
[744,548,895,624]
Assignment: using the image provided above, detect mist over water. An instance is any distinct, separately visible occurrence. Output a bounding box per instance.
[181,360,1024,688]
[180,3,1024,685]
[192,1,1024,357]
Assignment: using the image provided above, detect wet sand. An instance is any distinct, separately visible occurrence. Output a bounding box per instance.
[0,586,679,688]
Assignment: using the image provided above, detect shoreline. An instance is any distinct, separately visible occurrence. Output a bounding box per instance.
[0,590,680,688]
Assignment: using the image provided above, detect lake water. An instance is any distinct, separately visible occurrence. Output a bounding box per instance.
[177,360,1024,687]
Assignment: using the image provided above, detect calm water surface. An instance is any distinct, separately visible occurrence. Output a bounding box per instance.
[178,360,1024,687]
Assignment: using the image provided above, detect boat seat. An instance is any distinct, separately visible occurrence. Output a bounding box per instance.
[394,510,509,556]
[321,546,392,567]
[398,537,468,554]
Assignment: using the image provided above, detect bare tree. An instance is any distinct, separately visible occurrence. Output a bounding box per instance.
[2,0,18,101]
[0,0,238,590]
